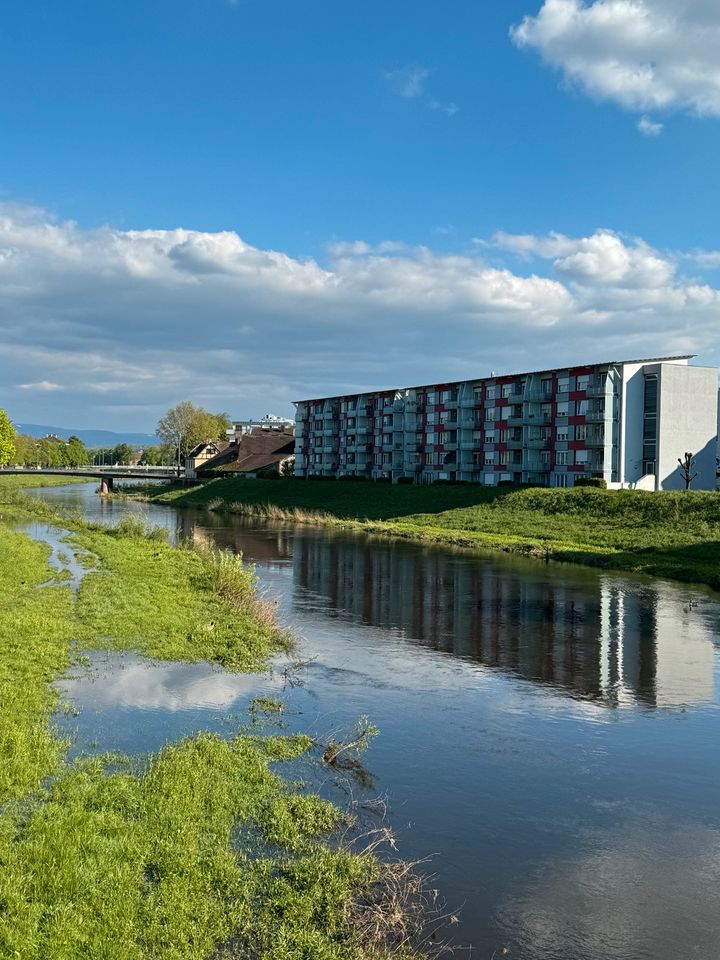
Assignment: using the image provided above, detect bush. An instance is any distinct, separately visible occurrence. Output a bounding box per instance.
[497,479,515,487]
[575,477,607,489]
[396,476,414,484]
[338,474,368,482]
[374,477,391,484]
[255,468,281,480]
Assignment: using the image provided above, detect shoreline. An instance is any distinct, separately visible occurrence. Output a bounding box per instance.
[116,478,720,593]
[0,480,429,959]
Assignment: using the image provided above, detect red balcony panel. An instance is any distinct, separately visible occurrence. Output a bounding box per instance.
[497,375,515,384]
[568,440,586,450]
[496,420,508,430]
[494,464,505,472]
[568,464,586,472]
[569,390,587,401]
[496,397,509,407]
[495,443,508,452]
[568,415,586,426]
[569,365,594,377]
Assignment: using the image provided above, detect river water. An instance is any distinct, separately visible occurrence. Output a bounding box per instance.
[29,482,720,959]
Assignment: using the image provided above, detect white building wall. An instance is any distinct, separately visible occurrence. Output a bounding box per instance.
[657,363,718,490]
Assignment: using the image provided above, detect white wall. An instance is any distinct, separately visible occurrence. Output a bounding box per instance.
[657,363,718,490]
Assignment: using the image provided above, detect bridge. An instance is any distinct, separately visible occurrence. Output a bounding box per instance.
[0,466,187,494]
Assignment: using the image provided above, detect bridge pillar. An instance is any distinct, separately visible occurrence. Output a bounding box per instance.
[99,476,114,495]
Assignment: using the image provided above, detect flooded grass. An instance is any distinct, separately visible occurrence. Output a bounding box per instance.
[0,480,430,959]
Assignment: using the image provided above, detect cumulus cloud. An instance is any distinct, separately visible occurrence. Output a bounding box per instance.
[512,0,720,118]
[0,203,719,430]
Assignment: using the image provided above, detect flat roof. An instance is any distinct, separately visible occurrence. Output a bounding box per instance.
[293,355,698,404]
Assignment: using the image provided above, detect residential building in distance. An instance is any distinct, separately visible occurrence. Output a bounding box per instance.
[192,423,295,478]
[294,355,718,490]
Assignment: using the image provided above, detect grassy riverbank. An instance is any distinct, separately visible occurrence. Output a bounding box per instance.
[131,478,720,590]
[0,481,421,959]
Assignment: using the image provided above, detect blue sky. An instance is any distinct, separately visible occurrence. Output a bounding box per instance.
[1,0,720,430]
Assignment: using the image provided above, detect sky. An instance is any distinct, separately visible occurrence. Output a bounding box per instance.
[1,0,720,430]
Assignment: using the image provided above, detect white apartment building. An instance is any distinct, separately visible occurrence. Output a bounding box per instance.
[294,355,718,489]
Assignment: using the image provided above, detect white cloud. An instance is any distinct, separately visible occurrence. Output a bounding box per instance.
[384,65,429,99]
[0,203,719,430]
[512,0,720,118]
[18,380,61,392]
[384,65,458,116]
[638,115,664,135]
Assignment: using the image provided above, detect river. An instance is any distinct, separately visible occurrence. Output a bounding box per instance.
[28,481,720,959]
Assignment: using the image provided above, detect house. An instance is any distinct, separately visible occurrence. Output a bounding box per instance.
[198,426,295,477]
[185,440,230,478]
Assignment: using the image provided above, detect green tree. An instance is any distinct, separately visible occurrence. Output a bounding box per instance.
[66,436,88,467]
[0,410,16,466]
[11,433,38,466]
[157,402,231,475]
[112,443,135,465]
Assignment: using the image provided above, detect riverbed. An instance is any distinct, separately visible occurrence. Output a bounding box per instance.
[29,481,720,959]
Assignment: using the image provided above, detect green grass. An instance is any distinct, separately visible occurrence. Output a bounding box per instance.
[0,473,89,488]
[0,482,417,959]
[131,479,720,590]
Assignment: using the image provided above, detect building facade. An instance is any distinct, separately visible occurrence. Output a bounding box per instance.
[294,356,718,490]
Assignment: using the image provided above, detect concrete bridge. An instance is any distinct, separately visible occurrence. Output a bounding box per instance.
[0,466,186,494]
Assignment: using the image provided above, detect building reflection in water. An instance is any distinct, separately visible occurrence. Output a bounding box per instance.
[290,532,717,709]
[183,514,717,710]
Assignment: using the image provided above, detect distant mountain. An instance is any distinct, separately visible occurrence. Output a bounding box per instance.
[13,423,160,449]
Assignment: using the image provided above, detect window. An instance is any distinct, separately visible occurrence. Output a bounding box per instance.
[485,430,496,443]
[424,452,433,465]
[556,402,569,418]
[485,407,497,422]
[472,430,483,444]
[576,399,588,416]
[425,432,434,445]
[575,424,588,440]
[540,450,551,465]
[426,392,438,405]
[554,473,569,487]
[557,377,570,392]
[555,451,571,465]
[577,375,590,391]
[441,389,458,403]
[486,385,496,400]
[501,383,513,398]
[473,387,483,404]
[499,429,511,442]
[575,450,589,464]
[541,403,552,422]
[485,452,496,465]
[439,431,451,444]
[541,378,552,396]
[556,428,568,442]
[643,374,658,475]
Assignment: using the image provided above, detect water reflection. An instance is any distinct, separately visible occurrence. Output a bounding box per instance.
[186,516,718,710]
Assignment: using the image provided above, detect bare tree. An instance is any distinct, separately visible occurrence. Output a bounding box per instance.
[677,451,698,490]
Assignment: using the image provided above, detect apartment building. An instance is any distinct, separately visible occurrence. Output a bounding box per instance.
[294,355,718,490]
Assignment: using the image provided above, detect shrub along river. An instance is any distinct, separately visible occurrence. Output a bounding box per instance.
[29,481,720,960]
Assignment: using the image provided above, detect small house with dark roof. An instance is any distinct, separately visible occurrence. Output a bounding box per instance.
[185,440,230,478]
[197,426,295,477]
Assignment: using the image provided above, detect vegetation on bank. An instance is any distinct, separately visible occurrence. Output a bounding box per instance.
[0,480,423,959]
[128,477,720,590]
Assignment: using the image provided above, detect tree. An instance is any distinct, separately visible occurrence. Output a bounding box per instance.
[157,402,231,476]
[66,436,88,467]
[0,409,16,466]
[678,451,698,490]
[112,443,135,465]
[11,433,39,466]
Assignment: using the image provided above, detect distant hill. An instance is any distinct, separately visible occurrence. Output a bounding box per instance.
[13,423,160,449]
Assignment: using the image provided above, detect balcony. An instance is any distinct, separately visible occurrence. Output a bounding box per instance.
[585,410,606,422]
[459,396,480,409]
[585,434,606,447]
[323,410,336,420]
[323,428,335,437]
[527,438,551,449]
